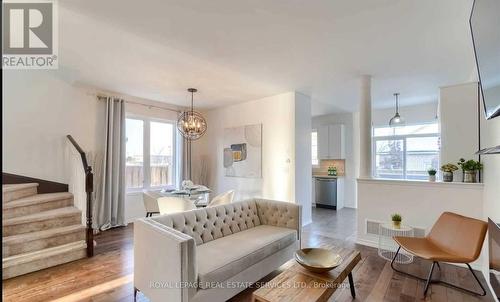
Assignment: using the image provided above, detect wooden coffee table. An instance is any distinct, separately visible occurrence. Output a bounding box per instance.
[252,247,361,302]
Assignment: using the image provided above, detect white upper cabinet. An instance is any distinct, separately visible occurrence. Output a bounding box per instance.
[317,125,330,159]
[317,124,345,159]
[328,124,345,159]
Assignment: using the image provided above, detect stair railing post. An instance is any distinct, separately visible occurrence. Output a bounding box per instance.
[85,167,94,257]
[67,135,95,258]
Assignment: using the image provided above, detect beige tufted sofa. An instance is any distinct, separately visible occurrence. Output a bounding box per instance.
[134,198,301,302]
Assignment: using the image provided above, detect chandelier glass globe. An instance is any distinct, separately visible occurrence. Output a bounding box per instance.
[177,88,207,140]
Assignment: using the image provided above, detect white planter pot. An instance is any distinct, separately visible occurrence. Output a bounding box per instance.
[428,175,436,182]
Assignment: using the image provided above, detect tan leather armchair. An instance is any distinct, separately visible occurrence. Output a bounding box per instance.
[391,212,488,296]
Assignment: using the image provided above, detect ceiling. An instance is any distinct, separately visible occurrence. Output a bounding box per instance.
[58,0,477,115]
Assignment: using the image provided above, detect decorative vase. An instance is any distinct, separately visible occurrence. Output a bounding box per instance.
[443,171,453,182]
[428,175,436,182]
[464,170,477,183]
[392,221,401,229]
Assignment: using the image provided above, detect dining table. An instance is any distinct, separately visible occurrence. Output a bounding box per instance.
[159,186,211,207]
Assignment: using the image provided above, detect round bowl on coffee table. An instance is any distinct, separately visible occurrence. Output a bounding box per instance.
[294,248,343,273]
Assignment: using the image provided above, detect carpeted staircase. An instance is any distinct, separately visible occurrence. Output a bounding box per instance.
[2,183,87,279]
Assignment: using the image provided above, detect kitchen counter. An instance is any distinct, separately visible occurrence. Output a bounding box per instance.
[312,174,343,179]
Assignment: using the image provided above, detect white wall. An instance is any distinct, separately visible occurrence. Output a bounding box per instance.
[357,179,485,269]
[193,91,312,225]
[372,102,438,127]
[312,112,357,208]
[439,82,480,182]
[3,70,105,183]
[479,89,500,285]
[294,93,312,225]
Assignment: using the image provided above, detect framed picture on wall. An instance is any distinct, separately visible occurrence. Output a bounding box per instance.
[223,124,262,178]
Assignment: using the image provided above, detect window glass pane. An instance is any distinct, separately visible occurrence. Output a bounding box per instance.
[150,121,174,187]
[373,123,439,137]
[373,126,395,137]
[126,119,144,189]
[406,136,440,180]
[375,139,404,179]
[311,131,318,165]
[394,123,439,135]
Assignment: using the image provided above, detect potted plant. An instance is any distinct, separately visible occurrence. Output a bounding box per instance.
[427,168,437,182]
[440,163,458,182]
[391,213,402,229]
[457,158,483,183]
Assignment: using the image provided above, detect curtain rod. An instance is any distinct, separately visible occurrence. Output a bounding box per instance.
[96,95,182,113]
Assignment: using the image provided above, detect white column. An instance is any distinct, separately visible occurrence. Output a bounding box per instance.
[359,75,372,178]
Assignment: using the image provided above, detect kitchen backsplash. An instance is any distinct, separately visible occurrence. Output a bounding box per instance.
[313,159,345,176]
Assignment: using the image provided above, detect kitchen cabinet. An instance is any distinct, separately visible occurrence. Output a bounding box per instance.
[317,125,330,159]
[317,124,345,159]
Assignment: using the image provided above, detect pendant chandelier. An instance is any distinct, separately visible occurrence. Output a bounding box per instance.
[177,88,207,140]
[389,92,405,127]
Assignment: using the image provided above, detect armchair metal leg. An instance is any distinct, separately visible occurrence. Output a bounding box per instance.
[134,287,138,301]
[465,263,487,296]
[390,245,487,297]
[423,262,436,296]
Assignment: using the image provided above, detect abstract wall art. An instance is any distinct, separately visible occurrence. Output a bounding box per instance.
[223,124,262,178]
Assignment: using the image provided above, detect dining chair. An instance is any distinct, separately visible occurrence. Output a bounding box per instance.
[142,191,161,217]
[391,211,488,297]
[207,190,235,207]
[157,197,197,215]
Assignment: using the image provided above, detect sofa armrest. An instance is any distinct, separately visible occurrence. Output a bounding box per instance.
[255,199,302,243]
[134,218,197,302]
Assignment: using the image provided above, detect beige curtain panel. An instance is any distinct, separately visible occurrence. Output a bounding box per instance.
[97,97,127,231]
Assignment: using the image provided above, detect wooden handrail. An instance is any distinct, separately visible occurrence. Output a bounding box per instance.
[66,135,90,172]
[66,135,94,258]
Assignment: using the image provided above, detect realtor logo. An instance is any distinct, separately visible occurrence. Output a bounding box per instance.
[2,0,58,69]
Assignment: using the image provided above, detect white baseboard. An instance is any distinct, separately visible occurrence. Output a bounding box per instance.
[302,219,312,227]
[355,238,379,249]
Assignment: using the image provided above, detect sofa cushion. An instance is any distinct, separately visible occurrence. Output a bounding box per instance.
[255,199,301,230]
[196,225,297,289]
[152,200,261,245]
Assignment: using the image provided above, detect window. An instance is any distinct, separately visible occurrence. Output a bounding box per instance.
[311,131,319,165]
[373,123,440,180]
[126,117,177,191]
[150,121,174,187]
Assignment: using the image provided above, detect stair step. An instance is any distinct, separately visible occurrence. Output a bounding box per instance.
[3,192,74,219]
[2,207,82,236]
[2,183,38,203]
[2,241,87,279]
[2,224,86,257]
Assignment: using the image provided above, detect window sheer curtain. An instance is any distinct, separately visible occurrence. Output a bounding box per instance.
[96,97,126,231]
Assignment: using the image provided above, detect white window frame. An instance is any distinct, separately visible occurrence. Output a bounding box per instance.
[372,123,440,180]
[126,115,177,193]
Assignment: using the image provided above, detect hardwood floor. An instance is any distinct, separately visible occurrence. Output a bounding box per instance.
[2,208,494,302]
